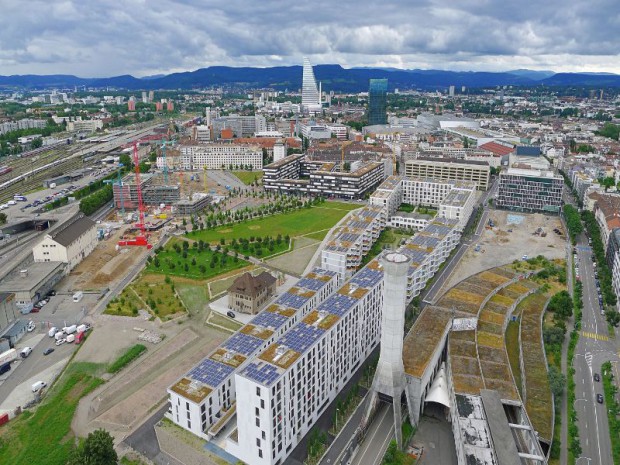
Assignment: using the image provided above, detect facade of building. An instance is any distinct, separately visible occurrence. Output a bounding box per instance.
[321,206,387,277]
[227,272,277,315]
[368,79,388,125]
[167,268,340,441]
[607,228,620,312]
[66,119,103,132]
[301,57,321,112]
[0,293,17,334]
[405,158,490,190]
[0,263,65,306]
[263,155,386,199]
[212,116,267,138]
[178,144,263,170]
[32,215,98,273]
[228,215,465,465]
[495,168,564,213]
[591,193,620,249]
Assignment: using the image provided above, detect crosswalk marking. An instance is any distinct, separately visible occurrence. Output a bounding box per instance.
[585,352,593,367]
[581,331,609,342]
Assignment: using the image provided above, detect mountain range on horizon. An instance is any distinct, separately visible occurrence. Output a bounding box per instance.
[1,64,620,92]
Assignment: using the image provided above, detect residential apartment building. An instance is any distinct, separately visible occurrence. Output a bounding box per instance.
[228,215,464,465]
[369,176,403,216]
[591,193,620,249]
[178,144,263,170]
[495,168,564,213]
[0,118,46,135]
[167,268,340,440]
[263,156,386,199]
[32,215,97,273]
[321,206,387,277]
[405,158,490,190]
[606,228,620,312]
[66,119,103,132]
[212,115,267,139]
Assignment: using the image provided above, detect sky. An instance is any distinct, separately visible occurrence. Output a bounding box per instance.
[1,0,619,77]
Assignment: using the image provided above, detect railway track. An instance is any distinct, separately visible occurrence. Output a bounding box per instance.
[0,157,83,203]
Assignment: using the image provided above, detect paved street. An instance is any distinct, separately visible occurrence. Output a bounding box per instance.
[573,234,616,465]
[350,403,394,465]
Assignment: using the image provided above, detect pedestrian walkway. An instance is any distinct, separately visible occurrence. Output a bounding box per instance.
[581,331,609,341]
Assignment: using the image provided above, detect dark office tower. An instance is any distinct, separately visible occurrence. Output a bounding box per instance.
[368,78,388,125]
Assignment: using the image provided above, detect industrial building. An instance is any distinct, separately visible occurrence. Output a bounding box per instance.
[405,157,490,190]
[32,214,98,273]
[0,293,18,334]
[0,263,65,307]
[495,168,563,213]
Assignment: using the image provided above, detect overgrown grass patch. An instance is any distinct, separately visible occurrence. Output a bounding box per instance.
[107,344,147,374]
[0,362,104,465]
[233,171,263,185]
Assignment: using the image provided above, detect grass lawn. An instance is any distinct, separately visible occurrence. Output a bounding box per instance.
[188,205,354,244]
[107,344,147,374]
[233,171,263,185]
[176,283,208,315]
[104,274,187,319]
[505,320,522,397]
[0,362,104,465]
[361,229,411,267]
[147,238,250,279]
[209,313,243,332]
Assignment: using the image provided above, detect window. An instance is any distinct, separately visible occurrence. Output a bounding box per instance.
[258,449,263,458]
[256,438,261,447]
[261,399,265,409]
[256,417,260,427]
[256,387,261,396]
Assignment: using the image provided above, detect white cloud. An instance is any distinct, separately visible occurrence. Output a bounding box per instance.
[0,0,619,76]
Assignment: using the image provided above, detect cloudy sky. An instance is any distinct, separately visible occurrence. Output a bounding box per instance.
[1,0,619,77]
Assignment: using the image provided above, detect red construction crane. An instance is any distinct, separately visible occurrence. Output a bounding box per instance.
[118,142,152,249]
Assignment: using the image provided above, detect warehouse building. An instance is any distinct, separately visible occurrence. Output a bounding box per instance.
[32,214,98,273]
[495,168,563,213]
[0,263,65,307]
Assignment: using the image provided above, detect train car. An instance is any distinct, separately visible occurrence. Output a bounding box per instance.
[0,166,12,176]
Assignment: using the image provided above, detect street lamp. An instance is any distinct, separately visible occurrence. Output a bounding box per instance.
[335,408,341,430]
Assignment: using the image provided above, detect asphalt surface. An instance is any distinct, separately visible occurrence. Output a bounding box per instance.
[573,233,616,465]
[350,403,394,465]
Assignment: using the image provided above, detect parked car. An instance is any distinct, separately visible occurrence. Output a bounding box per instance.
[32,381,47,393]
[227,311,236,319]
[597,393,604,404]
[55,338,66,346]
[20,347,32,358]
[43,348,54,356]
[594,373,601,382]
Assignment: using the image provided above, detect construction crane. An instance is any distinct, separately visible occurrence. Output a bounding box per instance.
[118,143,152,249]
[102,163,125,215]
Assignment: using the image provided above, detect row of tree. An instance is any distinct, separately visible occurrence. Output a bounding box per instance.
[79,184,113,215]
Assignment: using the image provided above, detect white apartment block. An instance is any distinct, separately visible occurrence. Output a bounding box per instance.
[327,124,348,140]
[32,215,98,273]
[167,269,340,440]
[437,187,477,229]
[369,176,403,216]
[229,215,465,465]
[194,125,211,142]
[0,118,46,135]
[405,158,490,190]
[321,206,387,277]
[179,144,263,170]
[66,119,103,132]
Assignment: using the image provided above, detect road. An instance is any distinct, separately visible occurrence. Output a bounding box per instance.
[573,234,616,465]
[350,403,394,465]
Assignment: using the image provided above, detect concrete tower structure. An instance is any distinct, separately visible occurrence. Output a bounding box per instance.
[365,251,410,448]
[302,57,321,112]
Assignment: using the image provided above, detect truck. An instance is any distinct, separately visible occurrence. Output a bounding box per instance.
[75,332,85,344]
[48,326,58,337]
[54,331,65,341]
[66,334,75,343]
[0,362,11,376]
[0,349,17,365]
[63,324,77,335]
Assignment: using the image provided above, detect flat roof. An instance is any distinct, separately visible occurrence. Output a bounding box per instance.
[480,390,522,465]
[0,262,65,293]
[409,157,491,168]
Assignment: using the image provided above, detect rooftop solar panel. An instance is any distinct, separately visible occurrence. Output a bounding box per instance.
[296,277,327,292]
[276,292,308,309]
[279,323,324,354]
[319,292,358,317]
[350,267,384,288]
[243,362,281,386]
[251,311,288,329]
[188,358,235,388]
[222,332,264,356]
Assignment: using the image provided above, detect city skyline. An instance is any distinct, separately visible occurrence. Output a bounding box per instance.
[1,0,619,77]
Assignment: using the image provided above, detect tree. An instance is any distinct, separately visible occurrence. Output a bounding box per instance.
[599,176,615,191]
[548,365,566,398]
[0,212,6,225]
[605,309,620,327]
[67,428,117,465]
[119,153,132,170]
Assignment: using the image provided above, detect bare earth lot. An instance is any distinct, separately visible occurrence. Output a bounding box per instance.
[443,210,567,291]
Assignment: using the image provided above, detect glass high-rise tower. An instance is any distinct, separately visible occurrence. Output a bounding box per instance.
[302,57,321,111]
[368,78,388,125]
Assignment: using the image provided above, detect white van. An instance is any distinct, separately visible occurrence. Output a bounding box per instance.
[32,381,47,392]
[48,327,58,337]
[72,291,83,303]
[20,347,32,358]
